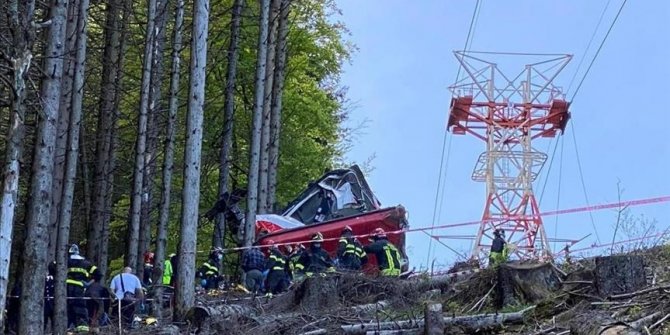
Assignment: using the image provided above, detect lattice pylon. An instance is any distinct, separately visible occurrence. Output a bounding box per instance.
[447,51,572,262]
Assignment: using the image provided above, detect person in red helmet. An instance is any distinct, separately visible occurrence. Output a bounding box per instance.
[264,240,288,296]
[364,228,401,277]
[143,251,155,286]
[337,225,367,271]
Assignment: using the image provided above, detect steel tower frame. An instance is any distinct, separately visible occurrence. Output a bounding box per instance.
[447,51,572,261]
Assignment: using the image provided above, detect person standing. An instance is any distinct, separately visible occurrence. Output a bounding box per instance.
[363,228,401,277]
[264,241,288,296]
[241,245,266,294]
[337,226,367,271]
[142,251,155,286]
[197,247,224,290]
[489,229,508,266]
[110,267,144,328]
[297,232,335,277]
[66,243,99,332]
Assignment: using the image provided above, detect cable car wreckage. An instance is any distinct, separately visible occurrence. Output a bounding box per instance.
[205,165,410,274]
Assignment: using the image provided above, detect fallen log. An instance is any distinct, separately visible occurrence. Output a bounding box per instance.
[629,312,662,330]
[186,303,257,328]
[341,305,535,334]
[569,311,641,335]
[424,303,444,335]
[365,330,421,335]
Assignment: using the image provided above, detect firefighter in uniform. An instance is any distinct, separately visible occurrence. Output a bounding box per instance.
[297,232,335,277]
[264,240,288,296]
[66,243,99,332]
[287,244,306,282]
[489,229,508,266]
[337,225,367,271]
[197,248,224,290]
[363,228,401,277]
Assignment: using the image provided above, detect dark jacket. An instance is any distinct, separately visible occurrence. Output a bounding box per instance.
[491,236,506,253]
[297,246,334,274]
[266,249,287,273]
[337,236,367,270]
[364,239,401,272]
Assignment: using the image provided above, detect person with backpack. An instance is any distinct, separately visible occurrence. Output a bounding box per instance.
[110,267,144,328]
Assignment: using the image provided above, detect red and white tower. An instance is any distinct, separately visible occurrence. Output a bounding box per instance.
[447,51,572,261]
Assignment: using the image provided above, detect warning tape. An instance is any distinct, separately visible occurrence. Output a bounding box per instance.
[207,195,670,253]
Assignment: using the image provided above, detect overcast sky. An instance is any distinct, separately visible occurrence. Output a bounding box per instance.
[335,0,670,271]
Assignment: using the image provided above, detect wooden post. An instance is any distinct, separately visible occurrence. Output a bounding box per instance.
[424,303,444,335]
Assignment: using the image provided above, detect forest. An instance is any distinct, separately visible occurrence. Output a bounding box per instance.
[0,0,354,332]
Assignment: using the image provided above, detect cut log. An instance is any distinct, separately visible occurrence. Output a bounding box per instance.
[341,306,535,334]
[365,330,421,335]
[186,304,257,328]
[424,303,444,335]
[569,311,641,335]
[496,262,562,307]
[594,255,646,297]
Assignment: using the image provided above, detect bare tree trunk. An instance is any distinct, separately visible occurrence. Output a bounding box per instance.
[80,123,92,252]
[138,0,169,279]
[257,0,280,214]
[89,0,122,267]
[18,0,64,332]
[0,0,35,330]
[244,0,270,247]
[127,0,158,272]
[154,0,184,285]
[49,0,80,259]
[54,0,90,332]
[175,0,209,320]
[267,0,291,210]
[213,0,244,251]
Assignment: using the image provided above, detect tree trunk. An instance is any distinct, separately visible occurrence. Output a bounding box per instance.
[54,0,90,332]
[594,255,646,297]
[175,0,209,321]
[49,0,80,260]
[267,0,291,210]
[569,311,641,335]
[154,0,184,285]
[424,303,444,335]
[127,0,158,272]
[18,0,64,332]
[138,0,170,279]
[244,0,270,247]
[257,0,280,214]
[0,0,34,331]
[495,262,562,307]
[89,0,123,267]
[213,0,244,252]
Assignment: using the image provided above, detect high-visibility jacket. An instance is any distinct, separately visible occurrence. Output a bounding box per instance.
[364,239,401,277]
[337,236,367,270]
[162,260,173,285]
[197,260,219,278]
[266,250,287,273]
[297,247,335,276]
[67,256,98,287]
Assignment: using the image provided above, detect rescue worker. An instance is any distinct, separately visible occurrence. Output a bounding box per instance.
[143,251,154,286]
[363,228,401,277]
[163,253,176,286]
[286,244,305,281]
[45,261,56,331]
[489,229,508,266]
[297,232,335,277]
[337,225,367,271]
[264,240,288,296]
[66,243,99,332]
[197,247,224,290]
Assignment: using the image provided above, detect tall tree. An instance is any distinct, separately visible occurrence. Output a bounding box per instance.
[0,0,35,330]
[244,0,270,247]
[258,0,280,214]
[154,0,184,285]
[54,0,91,331]
[19,0,67,331]
[138,0,170,278]
[213,0,244,250]
[267,0,291,209]
[175,0,210,320]
[89,0,124,269]
[127,0,158,271]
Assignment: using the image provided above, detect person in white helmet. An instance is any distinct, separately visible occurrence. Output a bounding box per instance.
[66,243,99,332]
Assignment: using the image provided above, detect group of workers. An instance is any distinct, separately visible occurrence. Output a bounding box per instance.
[240,226,403,296]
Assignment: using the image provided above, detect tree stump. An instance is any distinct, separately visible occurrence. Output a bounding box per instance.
[424,303,444,335]
[594,255,646,297]
[496,262,561,307]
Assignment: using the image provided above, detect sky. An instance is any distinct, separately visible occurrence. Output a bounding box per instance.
[334,0,670,271]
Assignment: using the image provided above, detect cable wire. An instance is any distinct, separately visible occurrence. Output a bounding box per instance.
[426,0,481,267]
[553,138,564,251]
[566,0,613,95]
[570,121,602,244]
[570,0,628,103]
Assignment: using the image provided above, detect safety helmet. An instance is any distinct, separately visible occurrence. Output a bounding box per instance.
[372,228,386,239]
[342,225,353,234]
[68,244,80,255]
[144,252,155,263]
[311,232,324,242]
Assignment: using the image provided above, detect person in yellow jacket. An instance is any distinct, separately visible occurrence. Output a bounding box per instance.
[489,229,509,266]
